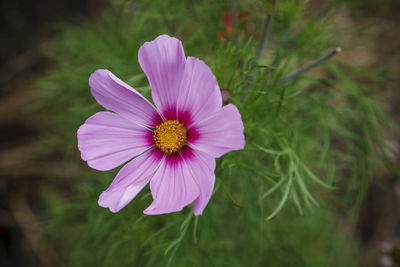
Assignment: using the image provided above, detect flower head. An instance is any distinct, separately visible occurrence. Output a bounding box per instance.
[77,35,245,215]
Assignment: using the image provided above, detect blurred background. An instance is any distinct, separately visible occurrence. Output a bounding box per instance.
[0,0,399,266]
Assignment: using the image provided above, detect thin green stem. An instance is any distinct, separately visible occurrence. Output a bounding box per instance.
[280,48,341,83]
[255,0,277,61]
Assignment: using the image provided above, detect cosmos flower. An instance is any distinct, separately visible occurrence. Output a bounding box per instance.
[77,35,245,215]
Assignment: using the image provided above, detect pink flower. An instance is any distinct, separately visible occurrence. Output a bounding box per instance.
[77,35,245,215]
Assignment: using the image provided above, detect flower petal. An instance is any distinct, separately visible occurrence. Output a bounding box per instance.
[98,149,164,213]
[77,111,154,171]
[143,147,200,215]
[188,104,245,158]
[182,147,216,215]
[177,57,222,126]
[89,69,162,127]
[138,35,186,120]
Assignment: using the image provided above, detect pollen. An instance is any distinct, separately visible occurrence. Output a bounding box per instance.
[153,120,187,154]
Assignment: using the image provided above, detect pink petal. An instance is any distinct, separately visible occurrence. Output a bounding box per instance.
[188,104,245,158]
[177,57,222,126]
[98,149,164,213]
[138,35,186,120]
[77,111,154,171]
[89,69,162,127]
[182,147,216,215]
[143,148,200,215]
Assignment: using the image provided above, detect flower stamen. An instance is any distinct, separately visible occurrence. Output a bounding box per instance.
[153,120,187,154]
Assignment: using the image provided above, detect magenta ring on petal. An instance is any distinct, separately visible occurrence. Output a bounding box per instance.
[77,34,245,215]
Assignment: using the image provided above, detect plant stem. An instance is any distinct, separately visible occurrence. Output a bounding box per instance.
[255,0,277,61]
[280,48,341,83]
[230,0,238,45]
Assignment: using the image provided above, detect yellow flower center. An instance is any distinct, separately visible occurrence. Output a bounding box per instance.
[153,120,187,154]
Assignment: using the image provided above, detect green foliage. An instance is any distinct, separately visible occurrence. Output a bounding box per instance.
[35,0,390,266]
